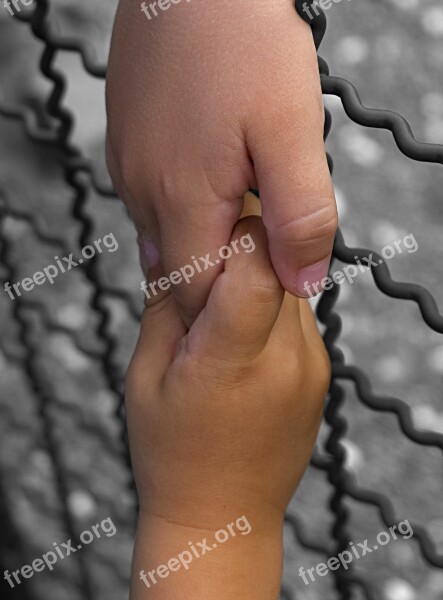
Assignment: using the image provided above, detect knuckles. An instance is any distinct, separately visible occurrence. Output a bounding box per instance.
[271,203,338,248]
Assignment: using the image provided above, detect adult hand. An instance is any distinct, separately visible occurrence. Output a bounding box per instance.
[106,0,337,326]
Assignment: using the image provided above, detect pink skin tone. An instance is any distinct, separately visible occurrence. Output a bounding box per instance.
[138,235,161,270]
[106,0,337,327]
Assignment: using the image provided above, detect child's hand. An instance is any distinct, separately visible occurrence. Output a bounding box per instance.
[106,0,337,327]
[126,214,330,599]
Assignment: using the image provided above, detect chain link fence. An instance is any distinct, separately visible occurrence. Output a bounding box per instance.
[1,0,443,598]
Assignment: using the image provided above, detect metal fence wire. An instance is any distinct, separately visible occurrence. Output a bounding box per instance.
[1,1,443,599]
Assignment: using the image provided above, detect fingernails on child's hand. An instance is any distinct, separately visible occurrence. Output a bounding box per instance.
[295,258,330,298]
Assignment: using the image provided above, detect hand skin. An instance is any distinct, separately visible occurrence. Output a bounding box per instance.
[106,0,338,327]
[125,208,331,599]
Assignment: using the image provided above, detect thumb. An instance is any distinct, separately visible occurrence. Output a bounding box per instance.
[187,216,300,364]
[128,296,186,389]
[248,90,337,299]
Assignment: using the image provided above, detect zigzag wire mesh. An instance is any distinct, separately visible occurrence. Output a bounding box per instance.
[0,0,442,598]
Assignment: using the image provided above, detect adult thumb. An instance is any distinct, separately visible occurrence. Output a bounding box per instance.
[249,95,337,299]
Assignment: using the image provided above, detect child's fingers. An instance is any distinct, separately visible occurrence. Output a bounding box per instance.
[241,191,261,218]
[269,289,302,341]
[129,295,186,385]
[242,194,311,351]
[189,215,302,363]
[241,193,308,349]
[131,191,261,379]
[299,297,324,339]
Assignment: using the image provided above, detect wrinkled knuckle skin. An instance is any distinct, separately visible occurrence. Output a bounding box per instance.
[248,276,282,306]
[274,204,338,247]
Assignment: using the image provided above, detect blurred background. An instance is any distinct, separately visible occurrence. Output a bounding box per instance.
[1,0,443,599]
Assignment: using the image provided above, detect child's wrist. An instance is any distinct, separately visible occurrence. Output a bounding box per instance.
[130,512,284,599]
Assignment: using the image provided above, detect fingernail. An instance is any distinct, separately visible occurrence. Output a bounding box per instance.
[138,235,160,269]
[295,258,331,298]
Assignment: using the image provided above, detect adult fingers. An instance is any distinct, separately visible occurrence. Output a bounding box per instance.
[144,190,243,328]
